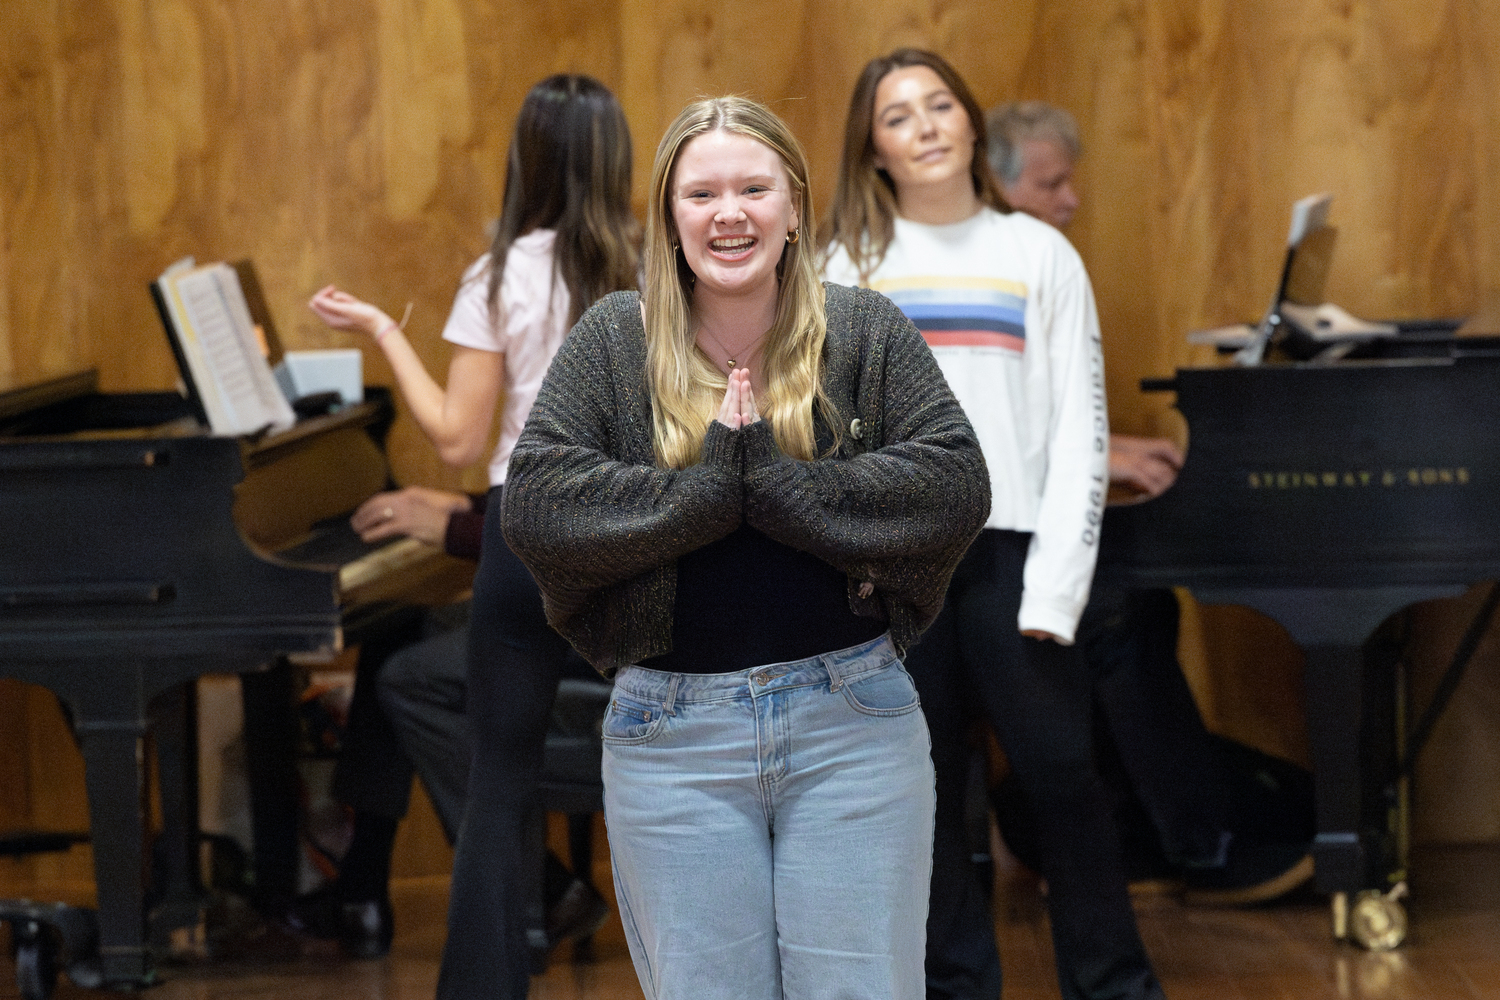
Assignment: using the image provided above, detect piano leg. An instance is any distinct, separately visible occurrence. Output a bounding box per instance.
[1303,638,1411,950]
[73,716,153,987]
[240,658,301,907]
[1202,584,1460,950]
[148,683,210,957]
[1303,643,1383,895]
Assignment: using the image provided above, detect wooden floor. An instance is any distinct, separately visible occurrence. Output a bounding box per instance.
[6,842,1500,1000]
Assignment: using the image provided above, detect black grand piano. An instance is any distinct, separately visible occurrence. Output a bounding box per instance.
[1099,335,1500,948]
[0,368,472,995]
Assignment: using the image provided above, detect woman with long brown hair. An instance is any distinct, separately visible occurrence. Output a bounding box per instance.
[823,49,1163,1000]
[309,73,638,999]
[500,96,989,1000]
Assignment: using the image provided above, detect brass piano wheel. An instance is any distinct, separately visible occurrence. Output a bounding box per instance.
[1348,883,1408,951]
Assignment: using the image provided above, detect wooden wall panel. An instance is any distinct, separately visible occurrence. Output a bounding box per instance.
[5,0,1500,882]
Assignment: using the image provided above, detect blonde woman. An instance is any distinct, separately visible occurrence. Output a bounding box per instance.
[500,97,989,1000]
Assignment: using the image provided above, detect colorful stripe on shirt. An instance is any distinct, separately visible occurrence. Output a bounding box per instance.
[869,276,1028,354]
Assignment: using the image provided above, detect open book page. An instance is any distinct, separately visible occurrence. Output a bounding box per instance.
[1279,302,1398,341]
[157,261,296,436]
[1287,192,1332,247]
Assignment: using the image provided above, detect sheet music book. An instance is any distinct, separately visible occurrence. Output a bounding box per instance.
[1233,193,1335,364]
[151,258,296,436]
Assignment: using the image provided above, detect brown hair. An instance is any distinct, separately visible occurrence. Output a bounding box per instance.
[819,49,1006,282]
[486,74,639,327]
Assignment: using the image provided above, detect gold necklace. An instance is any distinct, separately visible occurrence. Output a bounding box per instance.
[697,325,766,369]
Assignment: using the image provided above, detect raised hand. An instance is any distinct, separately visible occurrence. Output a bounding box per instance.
[308,285,393,339]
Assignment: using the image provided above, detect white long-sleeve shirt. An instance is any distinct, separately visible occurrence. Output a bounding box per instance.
[824,208,1108,641]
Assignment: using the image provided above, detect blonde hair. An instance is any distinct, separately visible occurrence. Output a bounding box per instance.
[643,96,835,470]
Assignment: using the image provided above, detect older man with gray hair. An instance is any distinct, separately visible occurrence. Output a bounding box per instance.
[987,101,1082,231]
[981,100,1316,907]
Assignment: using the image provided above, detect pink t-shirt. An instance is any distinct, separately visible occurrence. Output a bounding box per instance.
[441,229,570,486]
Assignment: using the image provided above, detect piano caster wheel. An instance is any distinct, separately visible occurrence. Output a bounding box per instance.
[12,920,60,1000]
[1349,883,1408,952]
[527,927,551,975]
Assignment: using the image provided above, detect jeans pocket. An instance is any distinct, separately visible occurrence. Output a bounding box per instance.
[839,662,921,717]
[601,692,667,745]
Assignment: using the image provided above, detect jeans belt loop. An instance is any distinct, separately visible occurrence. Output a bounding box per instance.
[824,650,844,692]
[663,673,681,716]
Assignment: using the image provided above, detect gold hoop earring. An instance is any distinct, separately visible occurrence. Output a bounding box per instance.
[786,229,800,245]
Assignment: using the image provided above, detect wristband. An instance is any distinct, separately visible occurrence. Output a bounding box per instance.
[373,301,414,343]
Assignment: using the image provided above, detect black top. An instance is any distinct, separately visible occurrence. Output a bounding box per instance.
[640,524,887,674]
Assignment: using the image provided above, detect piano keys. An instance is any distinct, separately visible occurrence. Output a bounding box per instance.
[0,368,473,990]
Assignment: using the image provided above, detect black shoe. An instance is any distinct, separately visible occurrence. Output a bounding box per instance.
[545,879,608,948]
[282,887,394,959]
[1181,840,1314,906]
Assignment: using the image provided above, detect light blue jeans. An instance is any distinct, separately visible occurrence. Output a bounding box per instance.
[602,634,935,1000]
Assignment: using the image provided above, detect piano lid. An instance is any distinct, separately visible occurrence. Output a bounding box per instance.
[1099,355,1500,592]
[0,369,98,422]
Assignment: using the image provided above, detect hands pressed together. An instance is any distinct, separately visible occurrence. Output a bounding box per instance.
[714,368,873,600]
[715,367,761,430]
[351,486,473,547]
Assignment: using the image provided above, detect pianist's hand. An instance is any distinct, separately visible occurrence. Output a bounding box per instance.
[352,487,474,547]
[1108,434,1184,501]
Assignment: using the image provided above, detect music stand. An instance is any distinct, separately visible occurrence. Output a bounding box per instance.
[1234,193,1334,365]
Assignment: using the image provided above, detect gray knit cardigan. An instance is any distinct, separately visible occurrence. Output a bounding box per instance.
[500,283,991,676]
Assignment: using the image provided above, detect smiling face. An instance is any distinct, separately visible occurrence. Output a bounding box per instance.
[869,65,977,207]
[670,129,799,304]
[1003,136,1080,230]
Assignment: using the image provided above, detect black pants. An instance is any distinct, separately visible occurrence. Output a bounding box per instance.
[904,530,1164,1000]
[331,606,432,824]
[376,608,473,842]
[436,487,575,1000]
[1080,585,1231,869]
